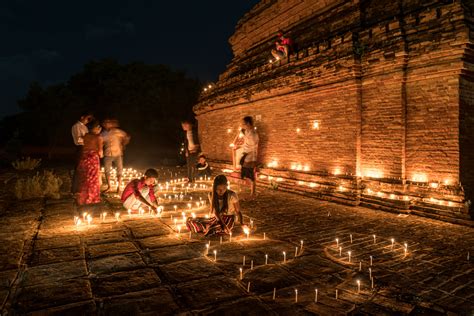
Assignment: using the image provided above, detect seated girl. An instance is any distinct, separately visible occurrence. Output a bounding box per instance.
[186,174,246,236]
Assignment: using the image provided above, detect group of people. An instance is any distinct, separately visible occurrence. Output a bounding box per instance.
[70,112,259,237]
[71,112,130,206]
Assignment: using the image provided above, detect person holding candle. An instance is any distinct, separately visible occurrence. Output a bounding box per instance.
[186,175,246,236]
[76,121,103,205]
[121,168,159,212]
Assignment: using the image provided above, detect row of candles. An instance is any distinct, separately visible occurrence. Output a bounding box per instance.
[256,173,458,207]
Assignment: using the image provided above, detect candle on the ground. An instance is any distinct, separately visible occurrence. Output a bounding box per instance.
[265,254,268,265]
[300,240,304,249]
[229,232,232,242]
[336,289,338,299]
[128,209,132,217]
[357,280,361,293]
[263,232,266,240]
[391,238,395,250]
[350,234,353,243]
[205,244,209,255]
[370,255,373,266]
[348,251,351,262]
[315,289,318,303]
[82,212,87,221]
[213,250,217,261]
[369,267,372,279]
[339,247,342,256]
[247,282,250,292]
[359,261,362,271]
[243,227,250,240]
[336,238,339,247]
[373,234,376,244]
[239,267,243,280]
[295,289,298,303]
[295,246,298,257]
[220,236,222,244]
[251,260,254,270]
[243,256,246,266]
[283,251,286,263]
[273,288,276,300]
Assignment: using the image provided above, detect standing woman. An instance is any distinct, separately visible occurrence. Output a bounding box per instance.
[187,175,246,236]
[76,121,103,205]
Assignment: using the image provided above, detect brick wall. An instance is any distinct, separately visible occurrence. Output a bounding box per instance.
[195,0,474,221]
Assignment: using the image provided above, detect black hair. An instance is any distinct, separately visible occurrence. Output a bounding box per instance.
[144,168,159,178]
[80,110,94,118]
[211,175,228,215]
[198,154,207,159]
[181,118,194,125]
[89,120,101,129]
[243,116,254,126]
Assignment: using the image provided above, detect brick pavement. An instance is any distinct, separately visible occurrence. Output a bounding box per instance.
[0,177,473,315]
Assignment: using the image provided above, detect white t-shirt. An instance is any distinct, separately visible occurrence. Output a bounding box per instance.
[71,121,88,146]
[242,129,259,162]
[208,191,239,215]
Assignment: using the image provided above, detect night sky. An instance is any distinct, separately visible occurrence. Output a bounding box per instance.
[0,0,260,118]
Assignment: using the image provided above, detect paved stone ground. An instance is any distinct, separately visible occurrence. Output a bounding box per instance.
[0,173,473,315]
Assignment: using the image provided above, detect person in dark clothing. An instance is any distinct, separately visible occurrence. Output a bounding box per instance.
[196,154,212,179]
[181,119,200,182]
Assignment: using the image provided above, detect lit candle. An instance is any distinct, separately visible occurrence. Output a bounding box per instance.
[370,255,373,266]
[74,216,79,225]
[82,212,87,221]
[76,219,82,227]
[205,244,209,255]
[295,247,298,257]
[244,227,250,240]
[315,289,318,303]
[295,289,298,303]
[102,212,107,222]
[373,234,376,244]
[359,261,362,271]
[300,240,304,249]
[357,280,361,293]
[350,234,353,243]
[283,251,286,263]
[229,232,232,242]
[265,254,268,265]
[251,260,253,270]
[213,250,217,262]
[348,251,351,262]
[239,267,243,280]
[339,247,342,256]
[263,232,266,240]
[128,209,132,217]
[391,238,395,250]
[177,225,181,235]
[115,212,120,222]
[336,289,338,299]
[273,288,276,300]
[336,238,339,247]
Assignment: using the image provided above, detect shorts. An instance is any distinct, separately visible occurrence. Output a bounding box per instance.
[241,167,255,181]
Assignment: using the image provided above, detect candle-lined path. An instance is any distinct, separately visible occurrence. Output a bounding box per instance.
[0,166,472,315]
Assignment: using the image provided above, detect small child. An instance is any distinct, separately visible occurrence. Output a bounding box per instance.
[121,168,159,212]
[195,154,212,179]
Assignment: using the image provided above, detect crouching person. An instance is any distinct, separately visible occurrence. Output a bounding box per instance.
[121,168,159,212]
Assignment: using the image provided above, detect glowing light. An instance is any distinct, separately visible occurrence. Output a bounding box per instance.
[443,179,451,185]
[297,181,304,186]
[363,170,383,179]
[309,182,317,188]
[227,129,232,133]
[312,120,320,129]
[366,188,373,194]
[276,177,284,182]
[296,128,301,133]
[267,161,278,168]
[338,185,345,192]
[229,143,235,148]
[208,84,212,89]
[333,168,341,175]
[222,169,233,173]
[259,175,267,179]
[429,182,439,189]
[389,194,396,199]
[412,173,428,182]
[204,88,207,91]
[303,165,310,172]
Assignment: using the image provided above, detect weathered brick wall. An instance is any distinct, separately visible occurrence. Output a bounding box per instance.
[195,0,474,220]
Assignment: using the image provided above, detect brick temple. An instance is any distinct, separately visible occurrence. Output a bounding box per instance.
[194,0,474,224]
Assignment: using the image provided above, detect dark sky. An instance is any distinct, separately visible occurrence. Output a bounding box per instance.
[0,0,260,118]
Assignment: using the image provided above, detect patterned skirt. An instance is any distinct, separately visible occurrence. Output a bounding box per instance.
[186,215,235,236]
[76,150,101,205]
